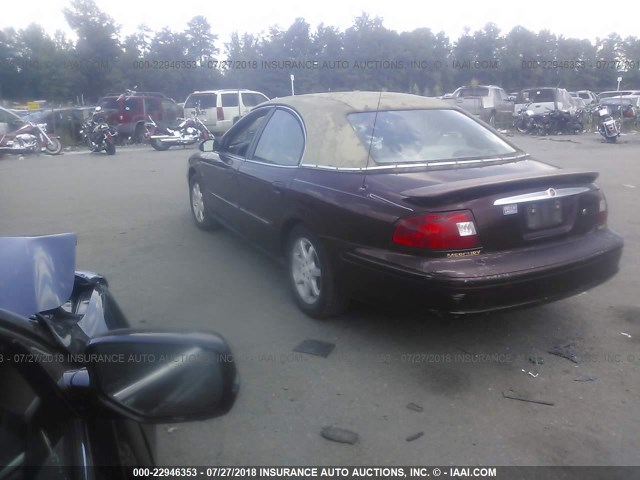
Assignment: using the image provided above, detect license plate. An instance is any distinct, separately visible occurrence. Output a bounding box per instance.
[525,200,563,230]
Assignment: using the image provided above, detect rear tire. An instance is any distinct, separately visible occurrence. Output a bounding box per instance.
[606,136,618,143]
[189,175,220,231]
[515,119,529,134]
[286,225,347,319]
[151,138,170,151]
[106,141,116,155]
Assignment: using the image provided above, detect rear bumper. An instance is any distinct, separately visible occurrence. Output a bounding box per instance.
[338,229,624,314]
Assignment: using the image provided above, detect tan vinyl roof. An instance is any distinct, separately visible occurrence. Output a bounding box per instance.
[262,92,454,169]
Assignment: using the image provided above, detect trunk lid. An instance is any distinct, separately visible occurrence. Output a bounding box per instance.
[367,161,603,252]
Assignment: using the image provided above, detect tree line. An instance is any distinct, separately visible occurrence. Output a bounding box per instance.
[1,0,639,104]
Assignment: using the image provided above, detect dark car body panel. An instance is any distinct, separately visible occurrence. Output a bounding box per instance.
[188,92,623,314]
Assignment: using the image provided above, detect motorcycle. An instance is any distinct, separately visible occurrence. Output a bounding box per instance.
[514,104,546,135]
[0,120,63,156]
[596,106,620,143]
[145,107,212,151]
[542,109,583,135]
[80,108,118,155]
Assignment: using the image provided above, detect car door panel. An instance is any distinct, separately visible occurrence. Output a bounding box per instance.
[199,151,242,222]
[236,108,305,253]
[199,107,274,229]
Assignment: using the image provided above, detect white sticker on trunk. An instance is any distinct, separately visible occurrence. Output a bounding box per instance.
[503,204,518,215]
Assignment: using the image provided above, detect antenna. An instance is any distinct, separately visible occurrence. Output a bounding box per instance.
[361,91,383,191]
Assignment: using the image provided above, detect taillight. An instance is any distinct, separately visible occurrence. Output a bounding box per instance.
[392,210,480,251]
[216,107,224,121]
[597,193,608,228]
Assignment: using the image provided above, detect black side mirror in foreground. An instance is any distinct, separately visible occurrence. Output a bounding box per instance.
[85,331,238,423]
[199,138,218,152]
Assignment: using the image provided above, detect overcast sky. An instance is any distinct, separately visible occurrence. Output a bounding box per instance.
[1,0,637,48]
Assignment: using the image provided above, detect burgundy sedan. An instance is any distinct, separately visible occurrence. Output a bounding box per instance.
[187,92,623,318]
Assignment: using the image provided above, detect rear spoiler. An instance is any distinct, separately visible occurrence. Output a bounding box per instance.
[401,169,599,206]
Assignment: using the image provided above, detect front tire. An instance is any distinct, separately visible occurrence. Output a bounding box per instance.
[488,111,496,128]
[45,138,63,155]
[189,176,219,230]
[287,226,347,318]
[515,118,529,134]
[133,123,145,144]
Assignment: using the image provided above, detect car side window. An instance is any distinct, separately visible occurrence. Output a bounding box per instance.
[252,109,304,166]
[221,93,239,107]
[0,345,74,478]
[242,93,268,107]
[162,99,178,121]
[222,108,271,157]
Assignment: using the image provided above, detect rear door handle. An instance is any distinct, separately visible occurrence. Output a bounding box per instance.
[272,181,285,195]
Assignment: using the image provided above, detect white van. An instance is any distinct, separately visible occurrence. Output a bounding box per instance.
[183,89,269,136]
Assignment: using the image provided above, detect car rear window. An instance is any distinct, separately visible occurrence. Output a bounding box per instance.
[456,87,489,97]
[221,93,239,107]
[598,91,632,99]
[348,109,517,164]
[185,94,217,109]
[97,98,118,109]
[601,98,633,106]
[242,92,269,107]
[519,89,556,103]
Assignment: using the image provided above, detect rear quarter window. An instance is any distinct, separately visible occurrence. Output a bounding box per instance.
[185,94,216,109]
[221,93,239,107]
[348,109,516,164]
[97,98,118,110]
[242,93,269,107]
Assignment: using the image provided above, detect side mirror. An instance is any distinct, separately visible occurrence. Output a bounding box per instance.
[85,331,238,423]
[199,138,218,152]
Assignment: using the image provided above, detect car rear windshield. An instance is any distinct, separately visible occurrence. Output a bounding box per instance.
[185,94,217,109]
[518,89,556,103]
[601,98,633,106]
[97,98,118,109]
[599,91,632,99]
[456,87,489,97]
[348,109,517,164]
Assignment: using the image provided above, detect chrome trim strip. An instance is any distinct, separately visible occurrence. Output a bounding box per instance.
[244,158,298,168]
[368,193,414,211]
[238,206,271,225]
[300,154,528,172]
[209,191,237,208]
[493,187,590,206]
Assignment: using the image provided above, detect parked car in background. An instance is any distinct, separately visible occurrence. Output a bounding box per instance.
[183,89,269,136]
[96,91,183,143]
[571,96,587,111]
[0,106,24,134]
[441,85,513,127]
[598,90,640,100]
[574,90,599,105]
[187,91,623,318]
[514,88,576,117]
[599,95,640,126]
